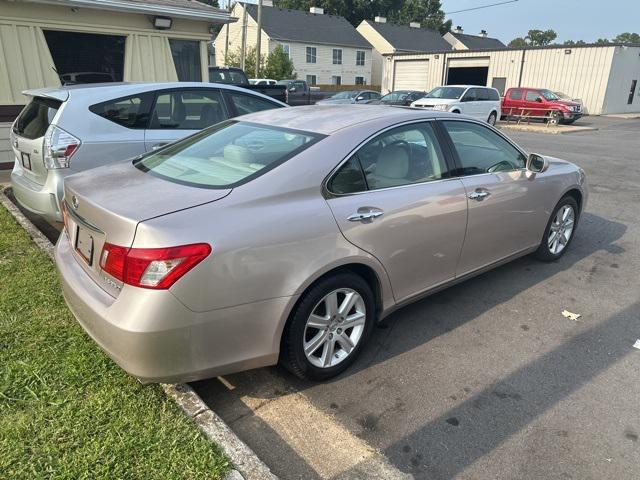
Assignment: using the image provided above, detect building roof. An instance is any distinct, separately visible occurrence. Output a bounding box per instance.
[449,31,506,50]
[243,4,371,49]
[30,0,230,22]
[362,20,452,53]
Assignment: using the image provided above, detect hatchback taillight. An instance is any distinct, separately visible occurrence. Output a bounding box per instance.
[43,125,80,169]
[99,243,211,290]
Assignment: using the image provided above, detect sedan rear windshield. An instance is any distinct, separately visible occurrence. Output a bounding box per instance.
[13,96,62,139]
[134,121,322,188]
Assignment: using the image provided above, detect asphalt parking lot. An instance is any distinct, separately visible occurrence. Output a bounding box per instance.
[4,116,638,479]
[193,116,640,479]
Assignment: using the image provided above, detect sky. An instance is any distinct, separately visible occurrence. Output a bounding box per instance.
[441,0,640,44]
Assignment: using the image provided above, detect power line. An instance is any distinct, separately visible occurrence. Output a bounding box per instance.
[444,0,519,15]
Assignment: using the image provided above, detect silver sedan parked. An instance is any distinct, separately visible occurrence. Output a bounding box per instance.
[10,82,286,222]
[55,105,588,383]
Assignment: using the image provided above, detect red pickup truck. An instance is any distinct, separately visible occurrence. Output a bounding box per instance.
[501,87,583,124]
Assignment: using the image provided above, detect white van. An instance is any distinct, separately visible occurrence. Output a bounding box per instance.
[411,85,501,125]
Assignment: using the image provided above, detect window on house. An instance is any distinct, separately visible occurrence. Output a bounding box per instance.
[355,76,365,85]
[356,50,365,66]
[306,47,317,63]
[332,76,341,86]
[306,75,317,86]
[332,49,342,65]
[281,44,290,58]
[169,39,202,82]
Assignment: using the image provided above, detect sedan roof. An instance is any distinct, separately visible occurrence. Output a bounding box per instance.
[239,104,443,135]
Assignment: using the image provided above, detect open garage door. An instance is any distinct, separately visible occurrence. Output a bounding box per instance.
[393,60,428,91]
[446,57,489,86]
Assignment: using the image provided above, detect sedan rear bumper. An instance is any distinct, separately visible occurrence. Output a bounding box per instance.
[55,235,294,383]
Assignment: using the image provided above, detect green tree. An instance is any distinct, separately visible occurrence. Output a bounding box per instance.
[508,37,527,48]
[196,0,219,7]
[614,32,640,44]
[264,46,296,80]
[508,29,558,48]
[525,29,557,46]
[275,0,451,34]
[595,38,610,45]
[223,46,266,76]
[564,39,586,46]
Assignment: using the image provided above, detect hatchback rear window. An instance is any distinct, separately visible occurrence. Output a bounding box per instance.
[134,121,323,188]
[13,97,62,139]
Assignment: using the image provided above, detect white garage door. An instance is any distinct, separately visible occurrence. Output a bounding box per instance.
[393,60,428,91]
[447,57,490,68]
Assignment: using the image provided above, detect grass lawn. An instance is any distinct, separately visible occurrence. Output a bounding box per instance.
[0,206,230,479]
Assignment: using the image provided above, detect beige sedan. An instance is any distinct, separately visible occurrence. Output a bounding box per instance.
[55,105,587,383]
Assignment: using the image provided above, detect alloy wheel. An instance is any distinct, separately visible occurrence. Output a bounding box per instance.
[303,288,366,368]
[548,204,575,255]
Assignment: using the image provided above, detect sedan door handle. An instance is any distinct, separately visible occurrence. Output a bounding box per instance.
[347,208,384,222]
[468,190,491,201]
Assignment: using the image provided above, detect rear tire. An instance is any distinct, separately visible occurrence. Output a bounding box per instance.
[280,273,375,381]
[535,196,579,262]
[487,111,497,126]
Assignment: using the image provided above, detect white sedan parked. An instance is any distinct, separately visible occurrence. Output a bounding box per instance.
[411,85,501,125]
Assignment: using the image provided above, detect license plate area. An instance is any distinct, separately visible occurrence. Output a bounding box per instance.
[75,225,94,266]
[21,152,31,170]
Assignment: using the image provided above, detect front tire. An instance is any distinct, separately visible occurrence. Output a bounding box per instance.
[280,273,375,380]
[487,111,497,125]
[535,196,579,261]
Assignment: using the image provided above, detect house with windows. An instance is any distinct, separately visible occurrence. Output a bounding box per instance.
[443,27,506,50]
[215,2,372,86]
[356,17,453,86]
[0,0,232,167]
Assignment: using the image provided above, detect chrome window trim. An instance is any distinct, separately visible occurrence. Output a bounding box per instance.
[322,116,529,199]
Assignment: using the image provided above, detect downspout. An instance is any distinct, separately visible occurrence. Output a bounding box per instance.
[441,52,448,84]
[517,49,526,87]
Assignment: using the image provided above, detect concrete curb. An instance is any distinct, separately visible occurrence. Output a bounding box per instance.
[0,186,276,480]
[498,123,598,135]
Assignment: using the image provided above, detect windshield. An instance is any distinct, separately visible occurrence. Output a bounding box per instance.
[135,121,321,188]
[382,91,408,102]
[425,87,466,99]
[330,91,358,99]
[277,80,293,86]
[541,90,560,101]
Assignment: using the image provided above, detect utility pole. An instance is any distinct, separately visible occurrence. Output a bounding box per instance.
[255,0,263,77]
[240,4,248,70]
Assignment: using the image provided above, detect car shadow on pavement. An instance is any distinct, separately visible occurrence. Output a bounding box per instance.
[194,212,628,479]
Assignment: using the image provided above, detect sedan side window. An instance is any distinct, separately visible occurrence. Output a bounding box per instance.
[356,122,448,190]
[150,89,227,130]
[329,157,367,194]
[442,120,527,176]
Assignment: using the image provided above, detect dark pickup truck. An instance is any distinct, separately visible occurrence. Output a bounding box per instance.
[275,79,328,106]
[208,67,287,103]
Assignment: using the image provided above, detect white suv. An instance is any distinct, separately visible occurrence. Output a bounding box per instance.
[411,85,501,125]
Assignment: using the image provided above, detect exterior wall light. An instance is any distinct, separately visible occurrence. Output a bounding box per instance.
[153,16,173,30]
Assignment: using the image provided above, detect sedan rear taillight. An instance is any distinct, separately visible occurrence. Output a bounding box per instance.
[100,243,211,289]
[43,125,80,169]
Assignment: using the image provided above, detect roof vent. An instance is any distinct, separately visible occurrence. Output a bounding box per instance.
[310,6,324,14]
[454,25,463,34]
[374,16,387,23]
[409,22,420,28]
[479,29,487,37]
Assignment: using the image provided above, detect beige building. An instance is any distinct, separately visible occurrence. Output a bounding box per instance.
[357,17,452,86]
[0,0,232,165]
[216,3,372,86]
[383,43,640,114]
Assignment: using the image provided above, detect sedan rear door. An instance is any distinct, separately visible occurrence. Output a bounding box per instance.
[325,121,468,302]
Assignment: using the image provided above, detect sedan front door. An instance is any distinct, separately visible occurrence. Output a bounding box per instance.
[325,121,468,302]
[439,119,551,276]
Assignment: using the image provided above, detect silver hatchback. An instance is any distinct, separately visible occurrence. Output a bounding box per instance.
[55,105,587,383]
[10,82,286,222]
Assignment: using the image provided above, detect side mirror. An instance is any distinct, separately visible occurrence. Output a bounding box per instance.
[356,96,365,101]
[526,153,548,173]
[535,97,543,103]
[289,87,296,92]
